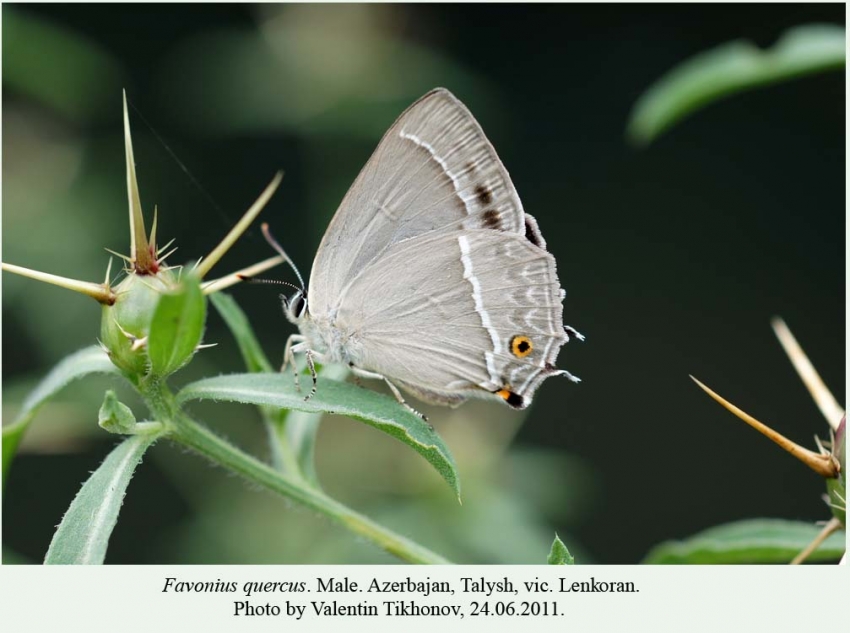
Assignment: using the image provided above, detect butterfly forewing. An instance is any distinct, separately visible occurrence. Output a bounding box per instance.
[308,88,528,317]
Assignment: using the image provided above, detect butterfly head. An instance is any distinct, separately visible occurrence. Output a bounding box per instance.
[283,288,308,324]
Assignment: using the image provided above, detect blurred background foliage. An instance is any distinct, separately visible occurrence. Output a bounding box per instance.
[2,4,844,563]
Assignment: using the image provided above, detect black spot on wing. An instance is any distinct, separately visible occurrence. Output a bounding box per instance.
[505,391,524,408]
[482,209,502,230]
[475,184,494,205]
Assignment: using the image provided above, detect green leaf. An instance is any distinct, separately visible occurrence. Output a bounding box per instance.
[98,389,137,434]
[209,291,273,373]
[97,390,163,435]
[643,518,846,564]
[548,533,575,565]
[147,270,206,377]
[3,346,118,482]
[627,24,846,146]
[44,434,159,564]
[177,372,461,499]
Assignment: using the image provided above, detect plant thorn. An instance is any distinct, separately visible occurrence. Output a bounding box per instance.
[1,262,117,305]
[690,375,840,479]
[194,171,284,279]
[771,317,844,431]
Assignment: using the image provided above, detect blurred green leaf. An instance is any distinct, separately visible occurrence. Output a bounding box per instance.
[44,434,159,564]
[176,372,460,499]
[2,6,124,123]
[628,24,845,146]
[643,518,846,564]
[157,4,490,139]
[3,346,118,482]
[548,534,575,565]
[147,271,206,378]
[2,547,34,565]
[209,291,273,373]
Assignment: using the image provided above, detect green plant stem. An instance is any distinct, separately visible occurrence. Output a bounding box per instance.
[140,377,450,565]
[260,407,304,479]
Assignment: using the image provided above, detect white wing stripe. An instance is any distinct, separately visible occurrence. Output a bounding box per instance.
[458,234,501,386]
[399,131,472,214]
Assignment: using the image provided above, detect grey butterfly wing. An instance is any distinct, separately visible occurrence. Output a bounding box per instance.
[308,88,544,318]
[335,230,572,409]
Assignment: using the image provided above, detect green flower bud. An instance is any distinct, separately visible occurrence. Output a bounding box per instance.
[100,269,176,380]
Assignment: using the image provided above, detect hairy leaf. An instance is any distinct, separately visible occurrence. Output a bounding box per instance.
[177,372,460,499]
[548,533,575,565]
[3,346,118,481]
[44,434,158,564]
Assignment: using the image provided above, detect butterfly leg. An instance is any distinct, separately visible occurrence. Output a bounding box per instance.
[303,348,319,401]
[282,334,307,391]
[348,363,364,387]
[349,365,429,423]
[283,337,325,401]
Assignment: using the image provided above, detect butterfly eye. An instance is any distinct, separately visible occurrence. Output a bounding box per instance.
[289,290,307,319]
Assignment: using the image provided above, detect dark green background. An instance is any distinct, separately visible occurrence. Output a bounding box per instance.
[3,4,845,563]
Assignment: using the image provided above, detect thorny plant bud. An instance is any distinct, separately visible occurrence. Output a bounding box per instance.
[3,92,284,384]
[100,269,176,380]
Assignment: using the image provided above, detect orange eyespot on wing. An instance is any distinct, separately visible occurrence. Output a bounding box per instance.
[510,335,533,358]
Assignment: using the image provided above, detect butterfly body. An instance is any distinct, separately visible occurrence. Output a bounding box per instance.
[282,88,581,412]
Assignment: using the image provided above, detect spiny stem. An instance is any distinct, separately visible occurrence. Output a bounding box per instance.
[195,172,283,279]
[690,375,839,478]
[771,317,844,431]
[139,379,450,564]
[1,262,117,305]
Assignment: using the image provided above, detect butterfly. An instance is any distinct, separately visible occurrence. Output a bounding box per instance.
[266,88,582,418]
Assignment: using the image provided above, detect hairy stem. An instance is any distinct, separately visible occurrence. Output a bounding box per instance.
[140,378,450,564]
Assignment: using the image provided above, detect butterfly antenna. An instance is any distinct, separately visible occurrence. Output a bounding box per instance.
[261,223,306,291]
[236,276,302,294]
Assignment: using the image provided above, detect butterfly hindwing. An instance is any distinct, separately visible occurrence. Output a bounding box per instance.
[334,230,569,408]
